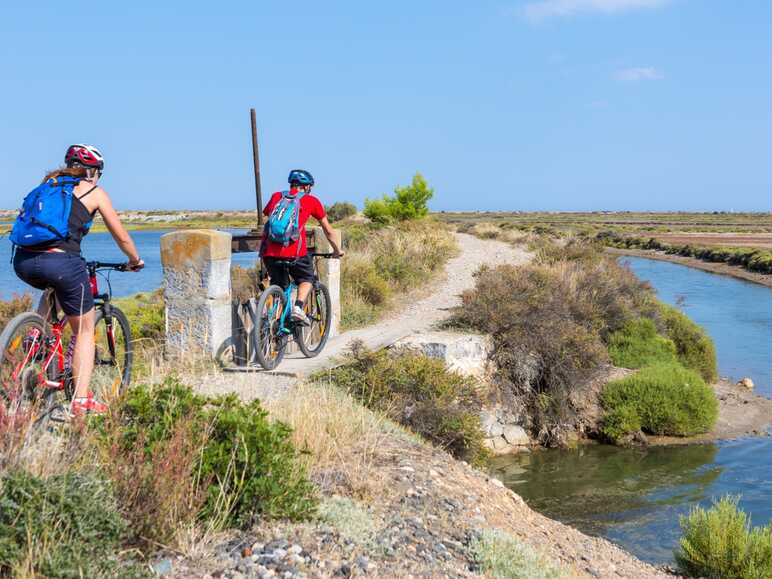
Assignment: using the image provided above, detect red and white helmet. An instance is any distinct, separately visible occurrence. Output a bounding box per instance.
[65,144,105,171]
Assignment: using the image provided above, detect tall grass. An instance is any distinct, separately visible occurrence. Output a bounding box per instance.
[264,380,387,498]
[340,220,458,329]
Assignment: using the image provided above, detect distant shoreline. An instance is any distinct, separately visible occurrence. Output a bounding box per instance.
[608,247,772,289]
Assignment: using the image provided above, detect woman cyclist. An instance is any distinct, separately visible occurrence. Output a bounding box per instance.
[12,144,144,416]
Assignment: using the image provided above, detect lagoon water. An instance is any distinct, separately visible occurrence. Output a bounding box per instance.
[0,229,259,300]
[492,257,772,564]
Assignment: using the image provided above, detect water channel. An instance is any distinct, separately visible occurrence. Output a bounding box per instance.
[491,257,772,564]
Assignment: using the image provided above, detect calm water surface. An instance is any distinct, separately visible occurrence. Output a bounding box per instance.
[0,229,258,299]
[492,257,772,564]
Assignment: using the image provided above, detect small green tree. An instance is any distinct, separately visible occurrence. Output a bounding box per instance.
[327,201,358,222]
[364,172,434,223]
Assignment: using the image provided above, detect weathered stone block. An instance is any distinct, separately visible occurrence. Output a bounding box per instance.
[393,331,492,377]
[502,425,530,446]
[161,230,232,357]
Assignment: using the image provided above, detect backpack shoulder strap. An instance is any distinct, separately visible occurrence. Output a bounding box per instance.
[76,185,98,201]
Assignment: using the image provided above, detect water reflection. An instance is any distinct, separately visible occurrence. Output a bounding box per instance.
[494,444,720,527]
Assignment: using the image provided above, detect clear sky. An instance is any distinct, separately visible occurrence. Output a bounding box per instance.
[1,1,770,212]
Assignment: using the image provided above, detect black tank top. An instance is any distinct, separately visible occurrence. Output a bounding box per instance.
[27,185,97,254]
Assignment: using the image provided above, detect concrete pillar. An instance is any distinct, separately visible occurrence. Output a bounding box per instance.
[308,227,342,337]
[160,230,232,357]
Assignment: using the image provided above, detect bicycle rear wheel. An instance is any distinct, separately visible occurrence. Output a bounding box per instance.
[92,306,133,403]
[0,312,55,425]
[254,285,288,370]
[296,281,332,358]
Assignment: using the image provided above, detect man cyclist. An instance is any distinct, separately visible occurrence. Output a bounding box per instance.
[261,169,343,325]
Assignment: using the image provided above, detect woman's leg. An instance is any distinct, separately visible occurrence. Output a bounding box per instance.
[68,309,95,399]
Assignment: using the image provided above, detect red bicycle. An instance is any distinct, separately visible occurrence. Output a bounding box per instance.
[0,261,133,426]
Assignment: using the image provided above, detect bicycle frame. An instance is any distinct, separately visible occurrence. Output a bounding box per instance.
[9,262,119,394]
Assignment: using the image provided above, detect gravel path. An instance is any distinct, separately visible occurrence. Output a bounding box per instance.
[195,233,530,401]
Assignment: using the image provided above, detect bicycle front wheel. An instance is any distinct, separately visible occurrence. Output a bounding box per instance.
[92,306,133,402]
[0,312,52,423]
[296,282,332,358]
[254,285,288,371]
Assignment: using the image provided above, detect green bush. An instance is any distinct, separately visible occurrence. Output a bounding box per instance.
[608,318,677,369]
[449,249,655,446]
[323,344,489,465]
[102,380,317,529]
[601,363,718,442]
[0,471,127,577]
[364,172,434,223]
[659,304,718,382]
[471,529,572,579]
[327,201,357,222]
[676,496,772,579]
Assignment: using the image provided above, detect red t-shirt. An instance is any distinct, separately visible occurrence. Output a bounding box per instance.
[261,189,326,258]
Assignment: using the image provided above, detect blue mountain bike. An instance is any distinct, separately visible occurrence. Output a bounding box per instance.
[254,253,334,370]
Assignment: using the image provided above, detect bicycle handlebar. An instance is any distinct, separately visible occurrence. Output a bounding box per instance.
[86,261,138,272]
[310,253,339,258]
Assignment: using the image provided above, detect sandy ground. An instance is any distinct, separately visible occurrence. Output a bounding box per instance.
[609,247,772,289]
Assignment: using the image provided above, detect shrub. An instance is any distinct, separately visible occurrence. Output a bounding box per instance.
[0,470,127,577]
[364,172,434,223]
[676,496,772,579]
[324,344,489,465]
[471,529,573,579]
[96,380,317,534]
[659,304,718,382]
[601,363,718,442]
[450,250,655,446]
[0,294,33,329]
[318,496,377,546]
[327,201,357,222]
[608,318,677,369]
[340,219,457,330]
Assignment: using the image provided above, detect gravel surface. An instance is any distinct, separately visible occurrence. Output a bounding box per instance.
[159,429,671,578]
[193,233,530,402]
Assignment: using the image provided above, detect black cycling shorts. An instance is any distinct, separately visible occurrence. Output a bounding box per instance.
[263,254,315,289]
[13,250,94,316]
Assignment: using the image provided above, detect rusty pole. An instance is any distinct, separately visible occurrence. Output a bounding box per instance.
[250,108,263,228]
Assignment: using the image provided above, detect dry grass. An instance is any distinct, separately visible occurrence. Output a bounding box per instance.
[341,220,458,329]
[264,379,389,500]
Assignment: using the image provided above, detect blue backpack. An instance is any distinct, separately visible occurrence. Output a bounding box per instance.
[10,177,80,247]
[266,190,302,248]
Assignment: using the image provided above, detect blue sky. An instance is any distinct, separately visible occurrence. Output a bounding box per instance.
[1,1,770,212]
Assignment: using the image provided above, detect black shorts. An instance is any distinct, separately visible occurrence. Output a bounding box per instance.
[13,250,94,316]
[263,254,315,289]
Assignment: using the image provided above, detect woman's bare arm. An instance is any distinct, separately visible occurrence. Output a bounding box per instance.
[96,191,142,265]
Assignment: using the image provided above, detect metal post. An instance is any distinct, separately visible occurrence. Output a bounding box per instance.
[250,108,263,227]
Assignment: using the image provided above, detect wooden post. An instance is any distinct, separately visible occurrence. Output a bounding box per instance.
[250,108,263,228]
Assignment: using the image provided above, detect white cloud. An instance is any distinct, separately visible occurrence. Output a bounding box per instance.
[615,66,664,81]
[524,0,669,21]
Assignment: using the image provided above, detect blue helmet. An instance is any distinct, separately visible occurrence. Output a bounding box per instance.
[288,169,315,186]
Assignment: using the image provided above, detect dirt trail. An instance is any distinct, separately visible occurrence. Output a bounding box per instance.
[196,233,530,401]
